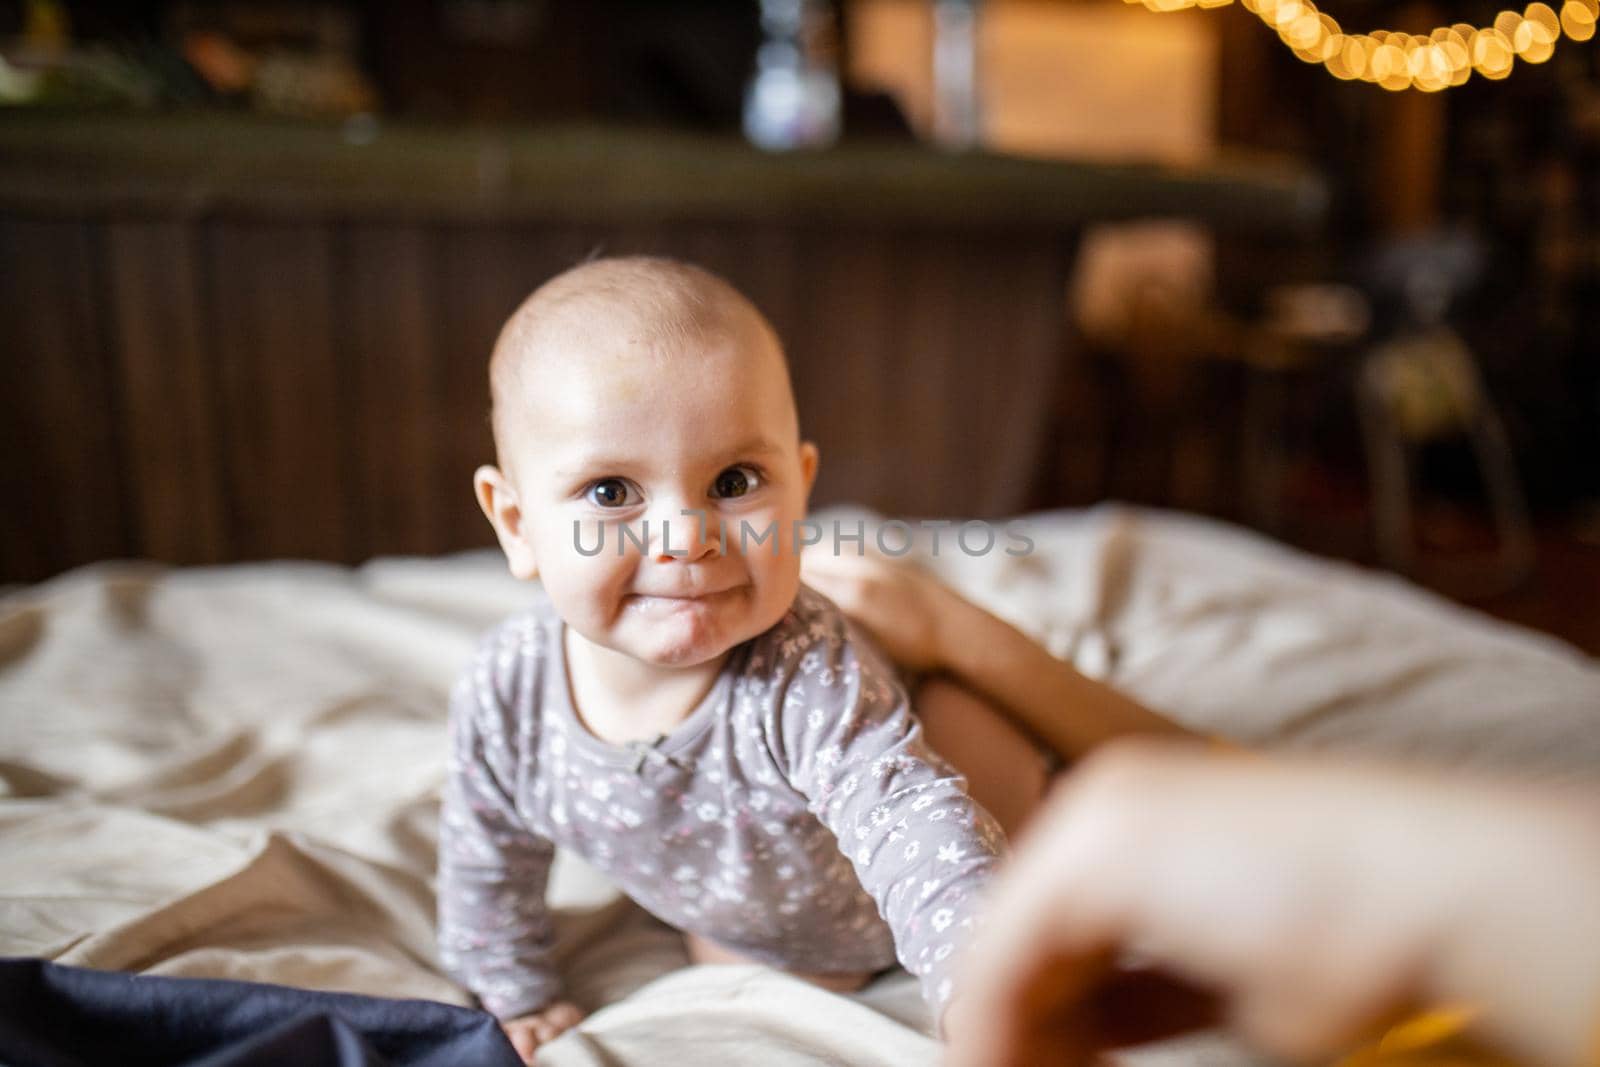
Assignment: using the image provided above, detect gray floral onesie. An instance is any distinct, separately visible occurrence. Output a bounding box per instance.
[437,584,1004,1024]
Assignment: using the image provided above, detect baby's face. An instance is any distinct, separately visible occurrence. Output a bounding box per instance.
[499,321,817,670]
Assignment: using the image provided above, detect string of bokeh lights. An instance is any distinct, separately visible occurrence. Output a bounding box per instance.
[1126,0,1596,89]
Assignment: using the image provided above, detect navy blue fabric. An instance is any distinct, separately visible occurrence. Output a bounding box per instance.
[0,958,525,1067]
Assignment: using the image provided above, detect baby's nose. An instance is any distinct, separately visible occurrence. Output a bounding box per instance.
[653,509,720,563]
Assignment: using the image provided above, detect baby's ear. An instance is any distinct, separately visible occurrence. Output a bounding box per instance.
[474,465,538,580]
[798,441,820,498]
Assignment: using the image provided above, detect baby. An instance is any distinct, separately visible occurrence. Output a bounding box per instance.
[437,256,1006,1060]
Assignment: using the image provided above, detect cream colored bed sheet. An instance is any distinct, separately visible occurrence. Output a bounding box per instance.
[2,506,1595,1065]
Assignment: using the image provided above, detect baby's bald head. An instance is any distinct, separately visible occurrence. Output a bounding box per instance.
[489,257,795,474]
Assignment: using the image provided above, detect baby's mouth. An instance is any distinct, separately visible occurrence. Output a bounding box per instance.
[626,585,740,608]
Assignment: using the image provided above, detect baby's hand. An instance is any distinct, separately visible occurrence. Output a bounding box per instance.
[502,1001,585,1064]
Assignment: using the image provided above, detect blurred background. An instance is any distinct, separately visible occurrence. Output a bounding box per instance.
[1,0,1596,650]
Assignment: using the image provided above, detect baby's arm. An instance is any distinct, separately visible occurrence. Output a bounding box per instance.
[437,659,575,1054]
[770,612,1005,1021]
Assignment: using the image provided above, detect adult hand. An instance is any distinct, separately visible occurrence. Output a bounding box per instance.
[945,741,1600,1067]
[801,550,957,674]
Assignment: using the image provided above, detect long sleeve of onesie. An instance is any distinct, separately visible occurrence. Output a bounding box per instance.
[437,634,563,1020]
[764,607,1005,1017]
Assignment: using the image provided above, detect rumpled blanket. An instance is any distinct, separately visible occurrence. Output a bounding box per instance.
[2,506,1596,1065]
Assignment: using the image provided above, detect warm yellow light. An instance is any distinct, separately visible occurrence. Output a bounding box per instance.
[1442,34,1472,83]
[1139,0,1586,90]
[1413,42,1454,88]
[1315,15,1344,58]
[1373,41,1413,87]
[1524,2,1562,35]
[1521,32,1557,56]
[1339,34,1370,78]
[1513,12,1558,57]
[1287,12,1323,49]
[1326,37,1356,76]
[1471,26,1517,75]
[1562,0,1597,37]
[1264,0,1301,27]
[1479,34,1517,73]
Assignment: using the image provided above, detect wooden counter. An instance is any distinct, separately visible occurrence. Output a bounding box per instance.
[0,112,1323,230]
[0,113,1324,580]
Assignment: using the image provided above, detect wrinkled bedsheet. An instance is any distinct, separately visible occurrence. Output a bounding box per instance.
[3,506,1596,1065]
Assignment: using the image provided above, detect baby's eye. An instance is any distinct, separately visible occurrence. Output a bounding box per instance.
[711,466,760,499]
[587,478,636,509]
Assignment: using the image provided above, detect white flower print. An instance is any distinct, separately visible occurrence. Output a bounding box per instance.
[935,943,954,961]
[936,979,953,1004]
[436,590,1012,1027]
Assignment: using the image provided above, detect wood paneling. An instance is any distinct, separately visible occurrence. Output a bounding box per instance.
[335,224,444,557]
[0,219,129,578]
[104,220,227,566]
[206,222,350,563]
[2,215,1075,581]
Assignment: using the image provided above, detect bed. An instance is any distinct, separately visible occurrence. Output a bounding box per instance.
[3,506,1597,1065]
